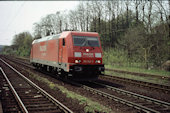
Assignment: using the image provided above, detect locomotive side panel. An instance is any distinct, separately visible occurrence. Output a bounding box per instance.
[31,34,62,67]
[39,41,47,60]
[46,39,58,62]
[33,42,41,60]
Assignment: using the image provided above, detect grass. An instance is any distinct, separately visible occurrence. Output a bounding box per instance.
[26,70,112,113]
[105,65,170,77]
[105,71,170,86]
[17,56,29,60]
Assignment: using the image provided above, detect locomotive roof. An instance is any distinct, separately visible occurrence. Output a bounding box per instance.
[32,31,99,44]
[32,34,61,44]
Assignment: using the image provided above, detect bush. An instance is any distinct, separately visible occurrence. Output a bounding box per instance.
[103,48,146,68]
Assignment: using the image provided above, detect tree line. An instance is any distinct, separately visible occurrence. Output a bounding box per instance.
[2,0,170,69]
[2,32,33,57]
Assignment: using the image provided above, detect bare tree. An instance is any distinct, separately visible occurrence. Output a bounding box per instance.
[125,1,130,27]
[56,11,63,33]
[77,3,84,31]
[141,1,146,24]
[157,0,169,23]
[84,1,91,31]
[33,23,42,39]
[134,0,141,24]
[68,10,78,31]
[147,0,153,33]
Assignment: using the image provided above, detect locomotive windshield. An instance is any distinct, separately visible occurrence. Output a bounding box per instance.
[73,36,99,47]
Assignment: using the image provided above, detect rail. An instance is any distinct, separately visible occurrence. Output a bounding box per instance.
[101,74,170,93]
[0,58,73,113]
[92,81,170,107]
[0,67,28,113]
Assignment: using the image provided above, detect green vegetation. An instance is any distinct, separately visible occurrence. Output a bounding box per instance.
[103,48,143,68]
[103,48,170,76]
[105,71,170,86]
[2,32,33,57]
[26,70,112,113]
[105,65,170,77]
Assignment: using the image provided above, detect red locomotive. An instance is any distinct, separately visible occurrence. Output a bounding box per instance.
[30,31,104,79]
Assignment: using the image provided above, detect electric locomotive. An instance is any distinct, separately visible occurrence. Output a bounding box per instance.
[30,31,104,79]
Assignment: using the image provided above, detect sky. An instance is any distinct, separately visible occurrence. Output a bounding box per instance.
[0,1,79,46]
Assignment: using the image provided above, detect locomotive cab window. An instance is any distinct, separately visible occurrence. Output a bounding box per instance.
[62,38,65,46]
[73,36,99,47]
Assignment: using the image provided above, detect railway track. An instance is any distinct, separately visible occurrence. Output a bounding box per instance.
[61,79,170,113]
[106,68,170,79]
[0,69,22,113]
[88,81,170,112]
[4,56,170,94]
[3,56,170,112]
[0,58,73,113]
[100,74,170,93]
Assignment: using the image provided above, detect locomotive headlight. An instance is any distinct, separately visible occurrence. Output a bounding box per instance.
[96,60,101,63]
[95,53,102,58]
[75,60,81,63]
[75,60,79,63]
[74,52,81,57]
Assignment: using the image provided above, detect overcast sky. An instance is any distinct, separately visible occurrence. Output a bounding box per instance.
[0,1,79,46]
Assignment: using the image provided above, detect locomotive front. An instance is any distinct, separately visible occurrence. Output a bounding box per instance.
[68,32,105,78]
